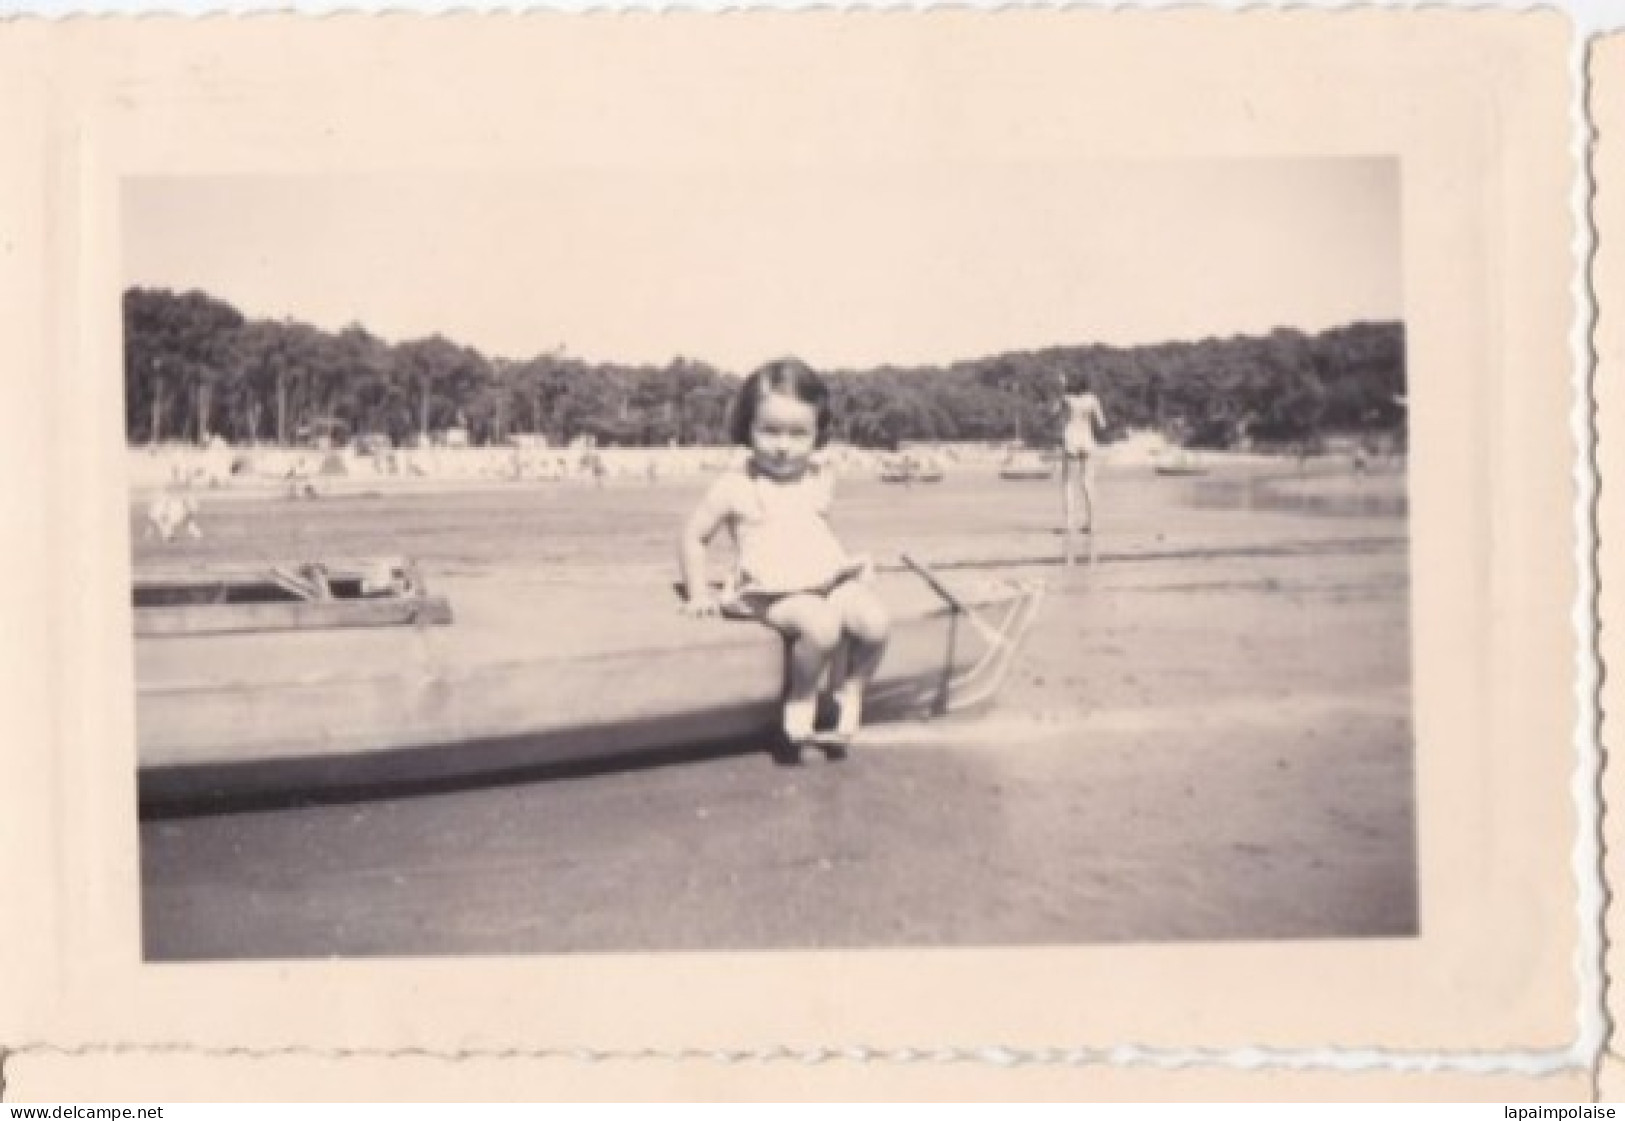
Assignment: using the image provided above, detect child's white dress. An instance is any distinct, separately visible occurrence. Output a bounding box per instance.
[715,463,862,606]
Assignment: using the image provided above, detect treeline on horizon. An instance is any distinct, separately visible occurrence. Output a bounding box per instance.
[124,287,1407,452]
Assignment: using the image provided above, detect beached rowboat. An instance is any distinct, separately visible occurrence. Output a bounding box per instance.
[134,558,452,637]
[135,561,1044,806]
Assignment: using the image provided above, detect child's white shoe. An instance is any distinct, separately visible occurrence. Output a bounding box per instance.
[811,686,863,760]
[773,697,817,765]
[783,696,817,742]
[834,684,863,739]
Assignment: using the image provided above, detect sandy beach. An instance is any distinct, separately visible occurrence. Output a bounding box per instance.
[135,457,1415,956]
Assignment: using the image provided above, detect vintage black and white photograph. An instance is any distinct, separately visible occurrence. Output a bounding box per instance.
[127,161,1415,960]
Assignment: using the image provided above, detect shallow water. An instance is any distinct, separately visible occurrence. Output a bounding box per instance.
[1185,471,1409,519]
[130,459,1407,576]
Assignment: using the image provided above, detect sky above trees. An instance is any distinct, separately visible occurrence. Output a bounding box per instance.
[123,159,1402,373]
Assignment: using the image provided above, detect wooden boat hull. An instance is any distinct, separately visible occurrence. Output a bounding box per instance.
[136,595,454,637]
[136,571,1043,806]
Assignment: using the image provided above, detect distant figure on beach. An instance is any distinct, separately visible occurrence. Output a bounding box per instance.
[586,452,607,488]
[678,358,891,762]
[1055,371,1107,563]
[1352,440,1371,477]
[145,493,202,542]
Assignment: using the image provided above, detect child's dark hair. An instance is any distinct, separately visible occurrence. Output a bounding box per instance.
[1063,370,1093,395]
[729,357,834,447]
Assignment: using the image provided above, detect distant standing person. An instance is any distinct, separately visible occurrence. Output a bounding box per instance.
[1056,371,1107,564]
[677,358,890,762]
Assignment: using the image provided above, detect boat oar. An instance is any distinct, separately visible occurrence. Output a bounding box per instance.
[899,553,1011,651]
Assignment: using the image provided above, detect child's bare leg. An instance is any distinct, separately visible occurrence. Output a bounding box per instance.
[764,594,843,743]
[825,583,892,741]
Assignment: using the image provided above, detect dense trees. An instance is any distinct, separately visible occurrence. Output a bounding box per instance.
[123,287,1406,451]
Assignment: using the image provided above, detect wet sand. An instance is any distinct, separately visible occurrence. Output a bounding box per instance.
[136,460,1415,956]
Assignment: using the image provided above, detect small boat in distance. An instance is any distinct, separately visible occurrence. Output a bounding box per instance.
[879,454,946,484]
[1153,449,1209,477]
[135,559,1043,807]
[998,451,1056,482]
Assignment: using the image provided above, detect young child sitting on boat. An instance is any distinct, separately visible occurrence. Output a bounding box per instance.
[678,358,891,761]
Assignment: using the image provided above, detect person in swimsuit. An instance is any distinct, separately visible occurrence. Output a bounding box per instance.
[678,358,891,760]
[1055,371,1107,563]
